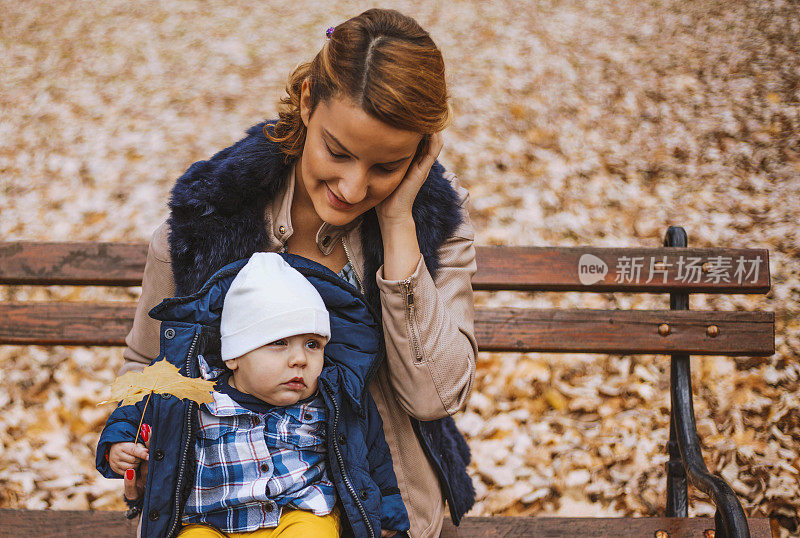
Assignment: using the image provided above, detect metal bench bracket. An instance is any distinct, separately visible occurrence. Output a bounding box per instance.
[664,226,750,538]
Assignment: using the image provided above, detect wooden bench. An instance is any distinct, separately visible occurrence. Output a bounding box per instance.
[0,226,776,537]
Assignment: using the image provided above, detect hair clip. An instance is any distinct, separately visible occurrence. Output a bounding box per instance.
[326,26,335,39]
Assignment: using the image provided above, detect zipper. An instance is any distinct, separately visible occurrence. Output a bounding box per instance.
[341,237,364,294]
[400,280,423,362]
[321,380,375,538]
[166,327,201,538]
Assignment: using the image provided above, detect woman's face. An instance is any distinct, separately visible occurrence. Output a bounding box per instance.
[298,85,423,227]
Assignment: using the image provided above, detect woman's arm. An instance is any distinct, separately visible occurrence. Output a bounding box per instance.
[120,221,176,375]
[376,173,478,420]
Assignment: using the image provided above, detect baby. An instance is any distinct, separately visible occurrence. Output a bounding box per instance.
[98,253,409,537]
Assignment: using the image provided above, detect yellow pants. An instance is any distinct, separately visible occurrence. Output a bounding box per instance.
[178,508,340,537]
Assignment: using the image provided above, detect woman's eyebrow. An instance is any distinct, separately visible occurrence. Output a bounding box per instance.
[322,128,413,165]
[323,129,355,157]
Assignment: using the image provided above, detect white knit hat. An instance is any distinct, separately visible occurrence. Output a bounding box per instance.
[220,253,330,361]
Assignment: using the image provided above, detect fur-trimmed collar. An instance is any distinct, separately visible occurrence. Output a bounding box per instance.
[167,122,464,309]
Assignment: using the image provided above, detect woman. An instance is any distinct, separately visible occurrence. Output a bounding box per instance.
[120,8,477,538]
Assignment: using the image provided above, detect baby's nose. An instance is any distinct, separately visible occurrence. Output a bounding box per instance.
[288,352,307,366]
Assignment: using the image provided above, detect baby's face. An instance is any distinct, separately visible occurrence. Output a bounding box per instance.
[227,333,326,406]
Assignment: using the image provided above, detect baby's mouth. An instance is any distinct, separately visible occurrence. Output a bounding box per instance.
[283,377,306,389]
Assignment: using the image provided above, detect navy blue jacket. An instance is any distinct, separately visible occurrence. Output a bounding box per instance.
[97,254,410,538]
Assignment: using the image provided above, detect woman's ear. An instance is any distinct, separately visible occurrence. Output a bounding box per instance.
[300,79,312,127]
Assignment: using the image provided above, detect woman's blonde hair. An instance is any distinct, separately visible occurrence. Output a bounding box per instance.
[265,8,450,160]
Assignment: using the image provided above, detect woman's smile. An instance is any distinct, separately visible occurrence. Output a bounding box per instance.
[325,184,355,210]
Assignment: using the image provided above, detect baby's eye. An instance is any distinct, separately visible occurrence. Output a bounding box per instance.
[268,339,288,346]
[305,339,323,349]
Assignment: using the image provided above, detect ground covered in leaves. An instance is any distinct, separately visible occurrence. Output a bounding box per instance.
[1,0,798,534]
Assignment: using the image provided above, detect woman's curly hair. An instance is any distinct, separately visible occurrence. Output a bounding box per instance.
[265,8,450,161]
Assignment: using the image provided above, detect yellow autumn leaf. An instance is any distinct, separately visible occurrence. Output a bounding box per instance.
[543,388,568,411]
[99,360,215,406]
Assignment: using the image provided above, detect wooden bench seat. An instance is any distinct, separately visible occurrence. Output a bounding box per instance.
[0,509,775,537]
[0,226,776,536]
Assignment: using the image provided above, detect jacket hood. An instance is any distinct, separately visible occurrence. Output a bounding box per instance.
[149,253,381,412]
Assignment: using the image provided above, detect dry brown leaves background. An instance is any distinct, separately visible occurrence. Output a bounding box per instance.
[1,0,798,535]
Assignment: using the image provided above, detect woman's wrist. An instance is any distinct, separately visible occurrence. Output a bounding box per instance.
[379,215,421,281]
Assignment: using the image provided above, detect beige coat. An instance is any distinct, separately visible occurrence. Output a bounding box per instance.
[121,170,478,538]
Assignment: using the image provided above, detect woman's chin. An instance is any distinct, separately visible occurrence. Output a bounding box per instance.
[314,201,360,227]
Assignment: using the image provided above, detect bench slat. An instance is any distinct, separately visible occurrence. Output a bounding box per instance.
[0,302,137,346]
[475,245,771,293]
[440,516,773,537]
[475,307,775,355]
[0,509,138,537]
[0,510,773,537]
[0,242,147,286]
[1,242,770,293]
[0,303,775,355]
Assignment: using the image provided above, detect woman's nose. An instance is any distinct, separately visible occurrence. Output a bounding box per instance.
[338,167,368,204]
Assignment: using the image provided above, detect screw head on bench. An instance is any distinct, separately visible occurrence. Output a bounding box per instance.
[658,323,671,336]
[706,325,719,338]
[655,531,669,538]
[703,530,715,538]
[702,262,713,272]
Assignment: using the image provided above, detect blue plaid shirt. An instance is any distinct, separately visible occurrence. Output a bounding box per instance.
[181,376,336,532]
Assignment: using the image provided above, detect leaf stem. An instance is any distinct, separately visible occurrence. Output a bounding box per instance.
[134,390,154,445]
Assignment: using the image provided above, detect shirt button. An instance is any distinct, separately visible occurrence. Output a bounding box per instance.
[148,509,160,521]
[260,463,269,473]
[303,413,312,421]
[154,449,165,461]
[321,235,331,247]
[279,225,286,235]
[264,501,274,512]
[338,434,346,445]
[359,489,369,501]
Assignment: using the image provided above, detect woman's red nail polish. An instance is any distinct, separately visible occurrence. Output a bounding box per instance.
[141,424,150,443]
[125,469,135,481]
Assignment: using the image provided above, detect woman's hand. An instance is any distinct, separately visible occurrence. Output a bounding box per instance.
[375,132,442,280]
[123,458,148,503]
[375,132,443,224]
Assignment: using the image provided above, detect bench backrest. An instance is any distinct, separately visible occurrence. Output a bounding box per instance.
[0,239,774,357]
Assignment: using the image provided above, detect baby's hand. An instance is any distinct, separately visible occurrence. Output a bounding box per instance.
[107,441,149,476]
[380,530,397,537]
